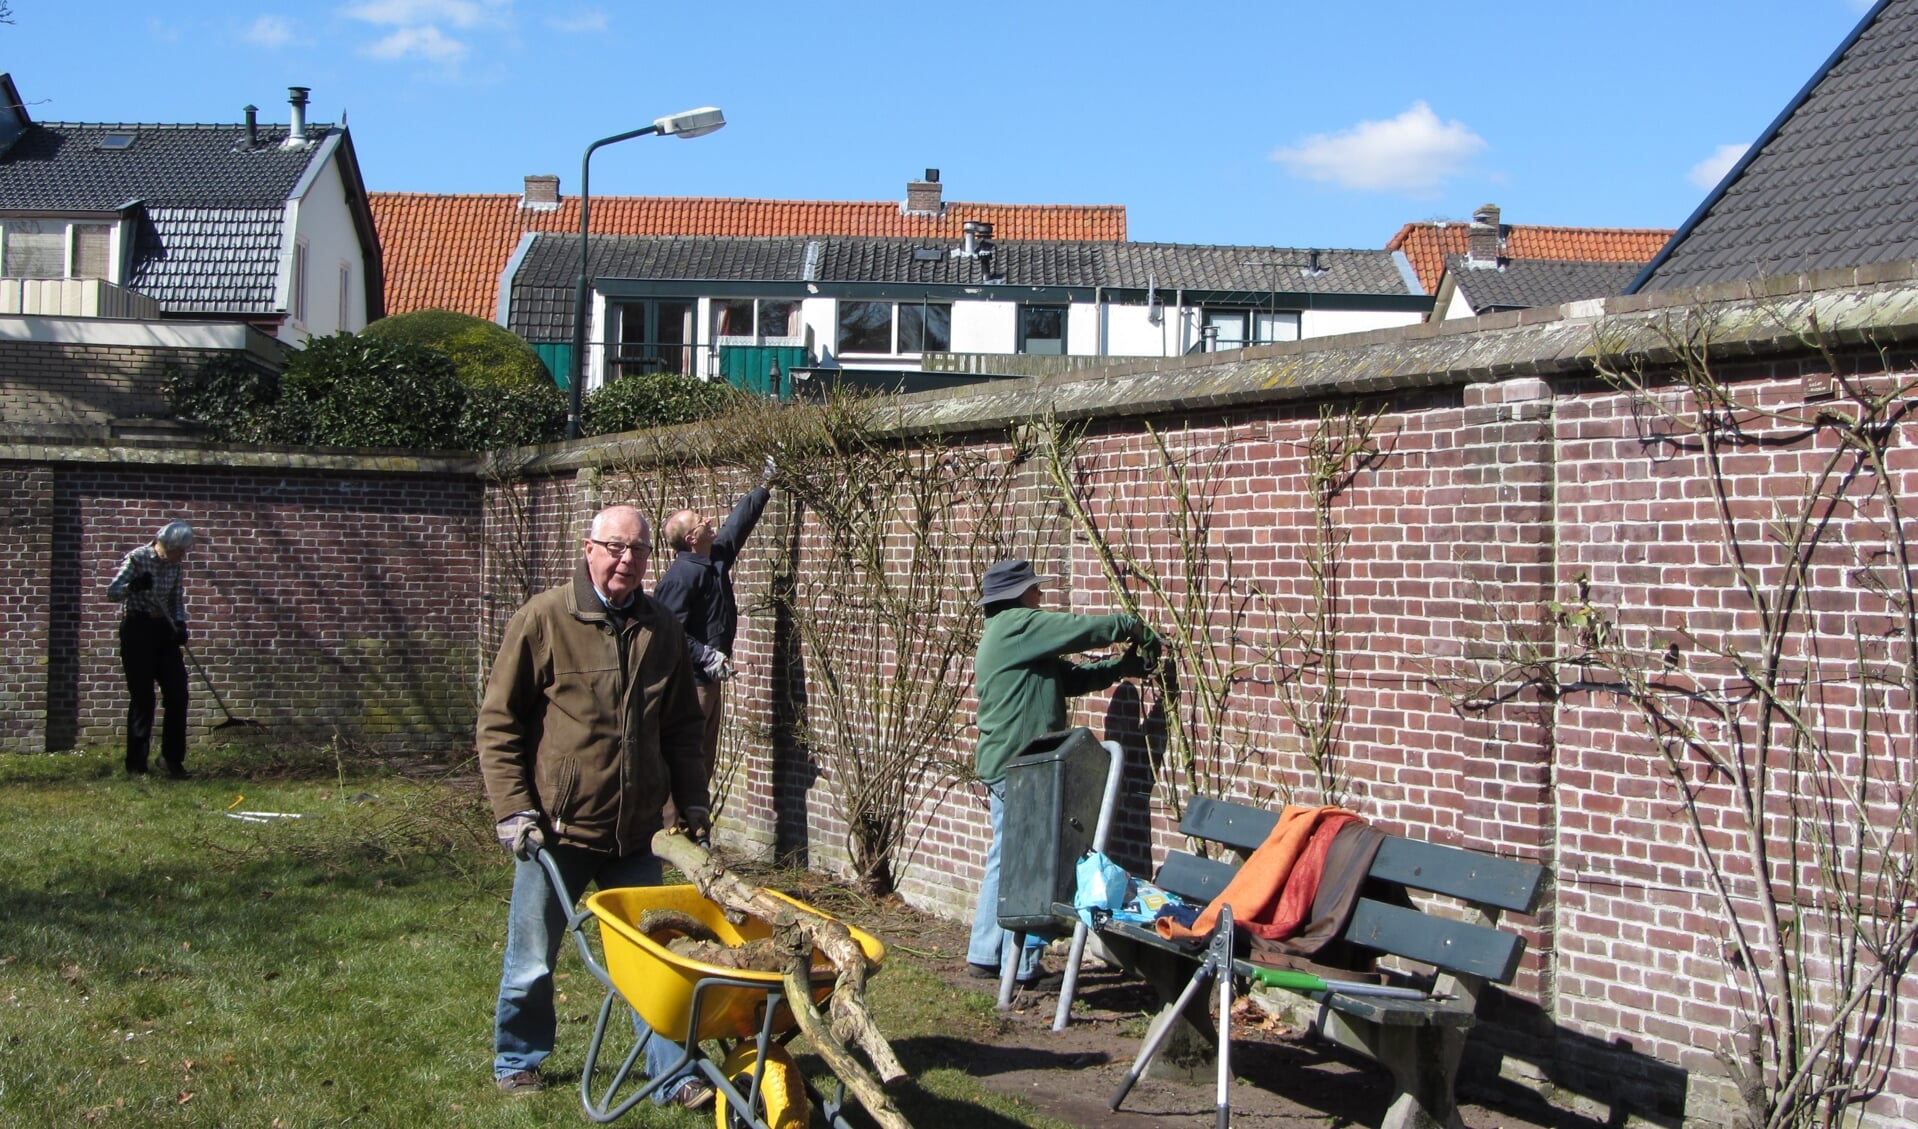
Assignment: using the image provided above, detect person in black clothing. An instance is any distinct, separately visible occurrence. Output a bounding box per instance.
[653,457,775,780]
[106,520,197,778]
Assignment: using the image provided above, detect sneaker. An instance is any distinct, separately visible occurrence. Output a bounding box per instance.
[1017,970,1065,992]
[672,1079,715,1110]
[965,962,1002,979]
[496,1068,544,1095]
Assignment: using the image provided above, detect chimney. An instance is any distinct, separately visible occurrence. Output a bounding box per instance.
[1468,203,1502,266]
[904,168,944,216]
[244,104,258,148]
[522,174,560,211]
[282,86,311,149]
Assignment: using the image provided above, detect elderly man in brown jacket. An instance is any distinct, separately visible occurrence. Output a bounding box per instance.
[478,504,713,1104]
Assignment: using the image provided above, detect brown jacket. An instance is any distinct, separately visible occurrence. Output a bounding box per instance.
[477,561,709,856]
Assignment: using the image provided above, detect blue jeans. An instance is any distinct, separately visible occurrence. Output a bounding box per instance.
[493,842,695,1100]
[966,782,1042,980]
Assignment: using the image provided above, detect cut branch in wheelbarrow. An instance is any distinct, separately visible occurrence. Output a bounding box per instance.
[652,829,912,1129]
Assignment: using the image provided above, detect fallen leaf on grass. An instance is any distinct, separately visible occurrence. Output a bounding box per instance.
[176,1091,194,1104]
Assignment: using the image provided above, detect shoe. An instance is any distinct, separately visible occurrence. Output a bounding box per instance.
[672,1079,715,1110]
[1017,970,1065,992]
[496,1068,544,1095]
[965,962,1001,979]
[125,764,149,777]
[163,765,193,780]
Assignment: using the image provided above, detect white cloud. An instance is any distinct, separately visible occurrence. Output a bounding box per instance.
[243,15,295,48]
[342,0,507,28]
[547,9,607,33]
[147,18,182,43]
[1271,102,1486,195]
[365,25,468,62]
[1687,143,1749,190]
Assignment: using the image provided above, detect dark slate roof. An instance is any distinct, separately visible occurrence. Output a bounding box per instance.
[1444,255,1646,313]
[508,233,1419,339]
[0,121,332,209]
[1633,0,1918,291]
[127,207,287,312]
[0,120,345,316]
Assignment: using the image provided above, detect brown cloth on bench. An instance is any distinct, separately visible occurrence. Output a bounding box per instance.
[1156,804,1362,943]
[1248,819,1386,970]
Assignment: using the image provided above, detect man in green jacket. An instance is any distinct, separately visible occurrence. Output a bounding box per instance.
[966,558,1156,985]
[478,504,714,1105]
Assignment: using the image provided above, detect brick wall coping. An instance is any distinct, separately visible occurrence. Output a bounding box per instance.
[0,437,477,475]
[503,257,1918,476]
[0,313,290,365]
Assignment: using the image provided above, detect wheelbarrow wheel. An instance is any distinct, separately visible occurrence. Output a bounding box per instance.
[715,1042,809,1129]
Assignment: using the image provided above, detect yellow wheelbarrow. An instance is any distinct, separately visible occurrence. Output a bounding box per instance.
[536,848,886,1128]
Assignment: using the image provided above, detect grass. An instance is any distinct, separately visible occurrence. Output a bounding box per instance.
[0,744,1071,1129]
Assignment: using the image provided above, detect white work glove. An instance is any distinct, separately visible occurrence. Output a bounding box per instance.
[495,811,545,859]
[761,454,776,485]
[700,649,736,682]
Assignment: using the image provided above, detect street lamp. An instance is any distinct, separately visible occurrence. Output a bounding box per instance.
[567,106,727,439]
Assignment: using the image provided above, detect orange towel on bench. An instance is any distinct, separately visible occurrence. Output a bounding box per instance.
[1155,804,1362,943]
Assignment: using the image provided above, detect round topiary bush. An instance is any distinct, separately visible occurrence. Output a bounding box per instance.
[361,308,552,389]
[278,332,468,448]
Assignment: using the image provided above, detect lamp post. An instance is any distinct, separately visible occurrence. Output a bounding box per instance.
[567,106,726,440]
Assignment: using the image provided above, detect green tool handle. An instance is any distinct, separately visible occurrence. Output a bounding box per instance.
[1247,966,1328,992]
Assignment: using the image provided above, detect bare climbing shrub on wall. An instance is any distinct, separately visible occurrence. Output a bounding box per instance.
[771,395,1021,895]
[1448,306,1918,1129]
[1034,407,1383,833]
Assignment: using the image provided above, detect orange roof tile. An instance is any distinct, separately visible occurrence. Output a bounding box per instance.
[370,193,1129,319]
[1386,220,1673,294]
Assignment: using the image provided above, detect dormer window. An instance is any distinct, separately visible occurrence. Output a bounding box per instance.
[98,132,137,150]
[1,220,116,279]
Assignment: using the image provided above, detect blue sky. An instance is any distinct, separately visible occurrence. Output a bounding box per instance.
[5,0,1880,249]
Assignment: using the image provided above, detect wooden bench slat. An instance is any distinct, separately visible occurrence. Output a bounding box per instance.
[1369,837,1546,915]
[1344,897,1527,981]
[1179,796,1276,853]
[1151,850,1239,905]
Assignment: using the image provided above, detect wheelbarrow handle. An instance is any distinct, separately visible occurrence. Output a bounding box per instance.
[528,844,620,993]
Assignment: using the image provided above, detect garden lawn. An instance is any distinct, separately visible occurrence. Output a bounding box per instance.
[0,747,1067,1129]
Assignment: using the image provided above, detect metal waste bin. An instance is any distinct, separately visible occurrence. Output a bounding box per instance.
[996,727,1112,931]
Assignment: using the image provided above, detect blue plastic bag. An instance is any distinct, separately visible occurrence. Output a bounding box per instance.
[1072,850,1131,927]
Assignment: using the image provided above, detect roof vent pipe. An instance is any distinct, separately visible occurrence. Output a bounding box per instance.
[283,86,310,148]
[244,104,258,148]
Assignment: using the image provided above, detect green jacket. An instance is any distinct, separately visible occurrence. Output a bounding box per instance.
[973,607,1138,784]
[477,561,709,856]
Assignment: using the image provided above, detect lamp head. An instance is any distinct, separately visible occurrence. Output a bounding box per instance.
[655,106,726,139]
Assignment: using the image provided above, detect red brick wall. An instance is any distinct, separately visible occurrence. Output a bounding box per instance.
[1,449,481,752]
[471,351,1917,1125]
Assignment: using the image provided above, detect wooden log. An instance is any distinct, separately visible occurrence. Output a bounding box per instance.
[652,830,913,1129]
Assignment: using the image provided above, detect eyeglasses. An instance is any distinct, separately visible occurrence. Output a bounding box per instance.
[587,538,650,559]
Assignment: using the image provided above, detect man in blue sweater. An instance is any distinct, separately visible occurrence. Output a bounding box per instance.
[967,558,1156,986]
[653,457,775,781]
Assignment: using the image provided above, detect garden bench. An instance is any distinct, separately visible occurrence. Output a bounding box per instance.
[1052,796,1547,1129]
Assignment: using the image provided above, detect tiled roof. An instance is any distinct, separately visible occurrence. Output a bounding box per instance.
[1387,220,1672,294]
[0,121,330,209]
[370,192,1130,321]
[127,206,287,312]
[1634,0,1918,291]
[1442,255,1648,313]
[507,234,1419,341]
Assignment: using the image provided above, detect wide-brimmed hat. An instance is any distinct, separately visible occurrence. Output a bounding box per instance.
[979,559,1044,605]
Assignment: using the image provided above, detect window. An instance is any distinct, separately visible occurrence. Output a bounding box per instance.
[714,297,801,340]
[1018,304,1067,355]
[73,225,111,278]
[338,262,352,328]
[836,300,952,355]
[0,220,118,280]
[3,221,65,277]
[898,302,951,353]
[1201,308,1300,351]
[292,239,308,326]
